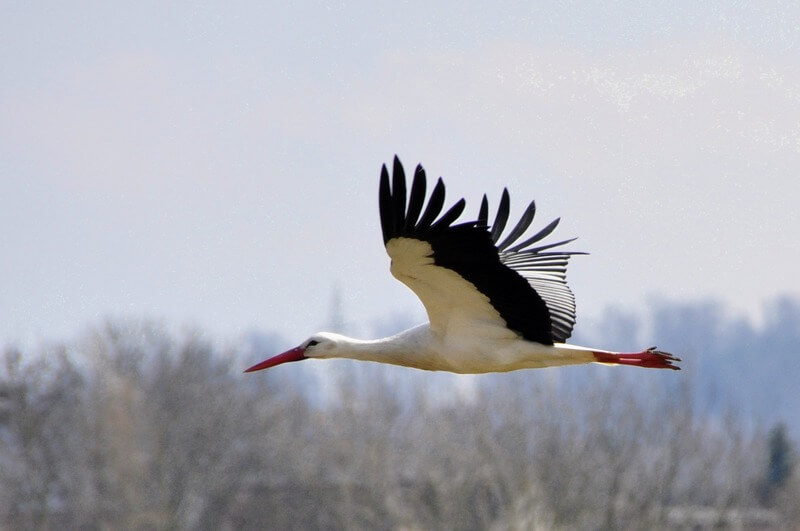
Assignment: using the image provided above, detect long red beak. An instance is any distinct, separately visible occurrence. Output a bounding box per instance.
[244,346,307,373]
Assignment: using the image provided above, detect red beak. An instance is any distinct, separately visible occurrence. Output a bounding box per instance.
[244,346,307,373]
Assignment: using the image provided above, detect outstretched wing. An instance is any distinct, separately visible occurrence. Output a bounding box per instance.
[477,190,583,343]
[379,156,584,345]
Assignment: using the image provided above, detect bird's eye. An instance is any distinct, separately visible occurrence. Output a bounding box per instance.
[307,340,319,347]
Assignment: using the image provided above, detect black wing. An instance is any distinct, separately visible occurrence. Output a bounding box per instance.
[379,156,584,345]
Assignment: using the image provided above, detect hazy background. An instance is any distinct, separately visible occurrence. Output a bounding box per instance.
[2,2,800,347]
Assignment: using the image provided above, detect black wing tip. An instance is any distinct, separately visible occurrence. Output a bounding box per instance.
[380,157,586,256]
[380,157,467,243]
[482,188,584,256]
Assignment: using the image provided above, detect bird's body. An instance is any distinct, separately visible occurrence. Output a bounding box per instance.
[245,157,680,374]
[305,326,598,373]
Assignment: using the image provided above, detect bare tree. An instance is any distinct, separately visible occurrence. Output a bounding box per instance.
[0,345,92,529]
[1,313,797,530]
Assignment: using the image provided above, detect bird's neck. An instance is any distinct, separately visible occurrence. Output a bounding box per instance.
[333,336,412,366]
[330,325,433,369]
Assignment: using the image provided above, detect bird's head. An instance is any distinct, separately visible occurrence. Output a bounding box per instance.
[244,333,340,372]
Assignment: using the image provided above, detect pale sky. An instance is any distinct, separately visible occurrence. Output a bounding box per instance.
[2,2,799,347]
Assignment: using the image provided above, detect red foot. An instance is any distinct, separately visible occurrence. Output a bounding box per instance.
[593,347,681,370]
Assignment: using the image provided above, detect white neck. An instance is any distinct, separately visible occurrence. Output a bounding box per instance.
[324,325,435,370]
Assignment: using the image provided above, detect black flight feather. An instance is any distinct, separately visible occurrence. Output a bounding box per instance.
[489,189,510,243]
[417,178,446,231]
[477,195,489,227]
[497,200,536,251]
[404,165,427,231]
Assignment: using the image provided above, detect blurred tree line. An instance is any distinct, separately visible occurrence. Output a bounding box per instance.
[1,296,799,529]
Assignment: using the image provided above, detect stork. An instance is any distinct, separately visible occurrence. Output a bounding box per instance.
[245,157,680,374]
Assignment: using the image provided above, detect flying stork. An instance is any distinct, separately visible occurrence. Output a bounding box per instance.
[245,157,680,374]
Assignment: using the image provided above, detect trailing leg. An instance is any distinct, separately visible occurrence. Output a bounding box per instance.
[593,347,681,370]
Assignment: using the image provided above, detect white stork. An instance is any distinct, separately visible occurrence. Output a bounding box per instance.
[245,157,680,374]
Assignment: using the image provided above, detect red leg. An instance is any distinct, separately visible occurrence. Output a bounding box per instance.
[593,347,681,370]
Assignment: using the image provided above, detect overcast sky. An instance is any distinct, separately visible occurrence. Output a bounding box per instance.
[2,2,799,348]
